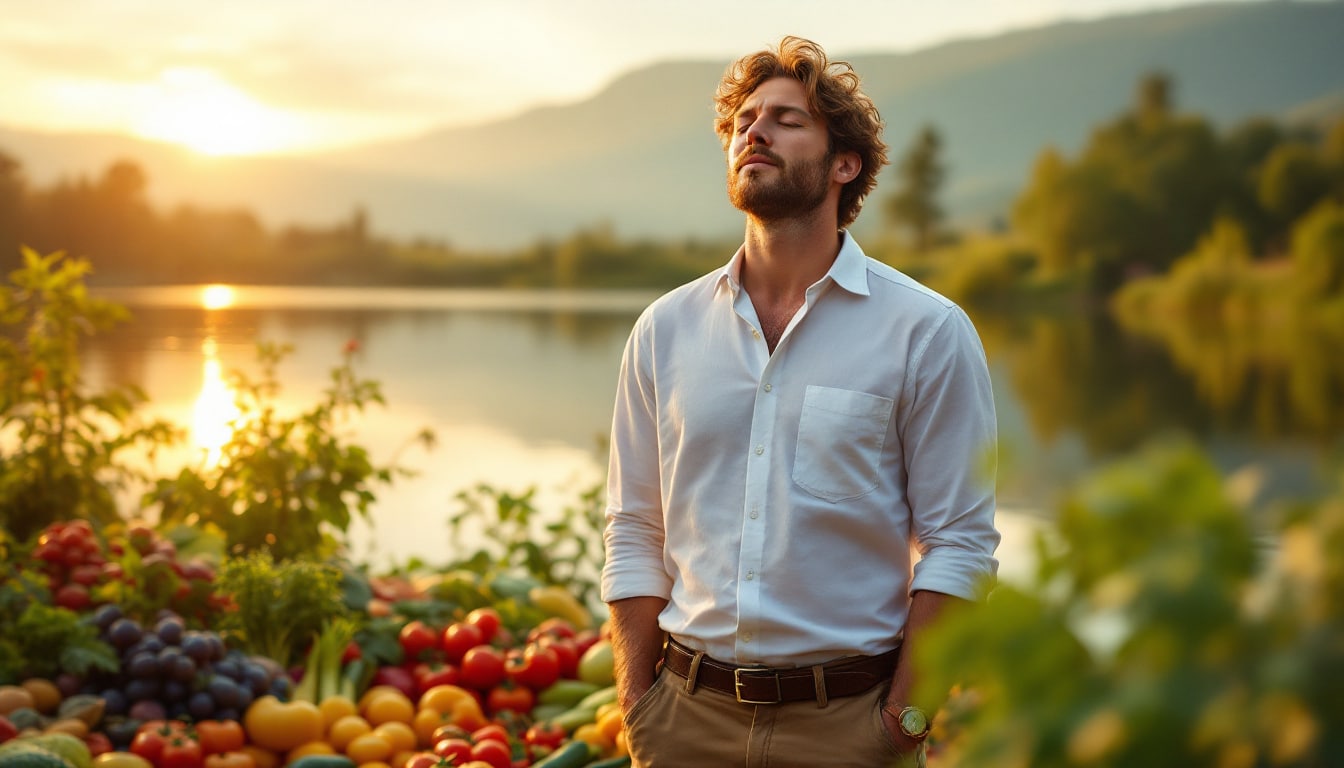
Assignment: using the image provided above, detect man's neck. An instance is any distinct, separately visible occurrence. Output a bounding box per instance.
[739,212,844,306]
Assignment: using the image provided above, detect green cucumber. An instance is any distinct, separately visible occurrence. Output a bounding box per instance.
[548,705,599,733]
[574,685,619,710]
[537,679,603,707]
[530,740,595,768]
[530,703,571,722]
[287,756,357,768]
[587,757,634,768]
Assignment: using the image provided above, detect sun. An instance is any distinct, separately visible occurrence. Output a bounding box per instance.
[133,67,305,156]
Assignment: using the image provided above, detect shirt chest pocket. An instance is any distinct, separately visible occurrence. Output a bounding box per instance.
[792,385,894,503]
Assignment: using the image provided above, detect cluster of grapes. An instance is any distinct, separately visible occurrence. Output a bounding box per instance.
[89,604,293,726]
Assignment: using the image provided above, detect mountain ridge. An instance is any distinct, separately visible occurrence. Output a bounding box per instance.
[3,0,1342,249]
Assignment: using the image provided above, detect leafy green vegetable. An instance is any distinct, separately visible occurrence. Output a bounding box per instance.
[0,603,118,683]
[215,553,350,668]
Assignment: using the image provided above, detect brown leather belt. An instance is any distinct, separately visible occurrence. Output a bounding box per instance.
[661,637,899,705]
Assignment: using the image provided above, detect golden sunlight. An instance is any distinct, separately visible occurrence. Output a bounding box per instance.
[132,67,305,156]
[200,283,236,310]
[192,338,239,466]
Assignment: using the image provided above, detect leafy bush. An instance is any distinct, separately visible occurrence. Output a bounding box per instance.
[919,440,1343,767]
[145,342,434,561]
[0,248,180,541]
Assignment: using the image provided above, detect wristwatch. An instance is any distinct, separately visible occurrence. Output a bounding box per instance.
[884,703,931,741]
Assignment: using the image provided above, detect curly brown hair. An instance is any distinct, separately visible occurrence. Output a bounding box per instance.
[714,36,888,228]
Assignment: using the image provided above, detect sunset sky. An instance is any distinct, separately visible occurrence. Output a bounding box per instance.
[2,0,1255,156]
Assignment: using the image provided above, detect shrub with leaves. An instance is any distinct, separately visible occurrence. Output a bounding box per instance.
[918,440,1343,767]
[214,552,350,668]
[146,341,433,561]
[0,248,180,541]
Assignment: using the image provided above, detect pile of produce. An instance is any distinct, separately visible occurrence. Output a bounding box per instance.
[0,521,629,768]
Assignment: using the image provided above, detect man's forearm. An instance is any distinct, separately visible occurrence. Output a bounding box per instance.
[883,590,963,748]
[607,595,669,713]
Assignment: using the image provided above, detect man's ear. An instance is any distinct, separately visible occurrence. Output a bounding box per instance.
[832,151,861,183]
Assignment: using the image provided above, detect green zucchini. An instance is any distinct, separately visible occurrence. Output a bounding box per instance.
[574,685,618,710]
[587,757,634,768]
[530,740,595,768]
[287,756,356,768]
[536,679,603,708]
[548,705,599,733]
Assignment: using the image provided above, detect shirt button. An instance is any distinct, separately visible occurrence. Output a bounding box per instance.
[763,383,773,392]
[751,329,761,340]
[746,570,755,580]
[749,509,759,519]
[754,445,764,455]
[742,632,752,642]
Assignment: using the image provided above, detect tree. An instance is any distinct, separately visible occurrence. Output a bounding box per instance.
[1291,200,1344,300]
[886,125,947,253]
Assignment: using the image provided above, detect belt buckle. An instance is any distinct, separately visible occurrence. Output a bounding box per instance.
[733,667,781,704]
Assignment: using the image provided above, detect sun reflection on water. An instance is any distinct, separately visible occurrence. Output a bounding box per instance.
[192,338,239,466]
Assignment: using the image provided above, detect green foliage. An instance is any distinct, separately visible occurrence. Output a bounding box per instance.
[146,342,433,561]
[444,480,607,612]
[0,248,181,541]
[1258,143,1336,234]
[1290,200,1344,301]
[0,601,118,684]
[214,552,351,668]
[886,125,947,253]
[920,440,1344,767]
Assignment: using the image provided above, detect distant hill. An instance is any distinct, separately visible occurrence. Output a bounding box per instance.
[3,0,1343,250]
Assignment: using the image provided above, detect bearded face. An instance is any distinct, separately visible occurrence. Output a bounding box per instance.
[727,144,835,222]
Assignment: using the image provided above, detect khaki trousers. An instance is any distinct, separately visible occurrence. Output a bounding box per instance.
[623,667,925,767]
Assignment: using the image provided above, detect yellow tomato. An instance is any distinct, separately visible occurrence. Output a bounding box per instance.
[364,762,394,768]
[359,686,406,711]
[573,722,614,753]
[243,696,325,753]
[372,722,417,754]
[345,733,393,765]
[328,715,373,752]
[239,746,280,768]
[319,695,359,730]
[363,691,415,727]
[286,741,337,763]
[388,749,418,768]
[597,708,624,743]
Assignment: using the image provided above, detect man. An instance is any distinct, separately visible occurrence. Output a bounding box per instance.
[601,36,999,767]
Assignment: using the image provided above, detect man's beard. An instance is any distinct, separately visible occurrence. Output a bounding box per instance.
[727,146,833,222]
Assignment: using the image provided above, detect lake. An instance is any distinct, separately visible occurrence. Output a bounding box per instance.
[83,285,1338,581]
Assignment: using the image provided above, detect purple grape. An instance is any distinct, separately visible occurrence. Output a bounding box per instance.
[269,676,292,700]
[206,676,243,709]
[187,691,216,720]
[213,659,241,681]
[169,654,197,683]
[213,707,240,722]
[162,679,189,702]
[93,604,124,631]
[243,663,270,696]
[124,677,161,702]
[128,699,166,723]
[107,618,143,649]
[155,616,185,646]
[181,633,212,665]
[101,688,129,716]
[126,652,161,679]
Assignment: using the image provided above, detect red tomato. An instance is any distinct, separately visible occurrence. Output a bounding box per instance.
[82,733,113,757]
[469,725,510,746]
[522,721,566,750]
[400,620,440,662]
[468,739,512,768]
[54,584,91,611]
[526,617,577,642]
[431,738,473,764]
[161,738,205,768]
[440,622,485,665]
[341,640,363,665]
[195,720,245,755]
[486,684,534,716]
[536,636,579,680]
[0,715,19,745]
[405,753,452,768]
[506,644,560,691]
[463,608,502,643]
[573,629,602,659]
[413,662,461,695]
[458,646,506,690]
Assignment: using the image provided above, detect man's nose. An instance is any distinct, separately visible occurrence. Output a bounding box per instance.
[744,118,769,146]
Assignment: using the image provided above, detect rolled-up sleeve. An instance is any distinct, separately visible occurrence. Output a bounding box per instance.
[903,306,1000,600]
[600,312,674,603]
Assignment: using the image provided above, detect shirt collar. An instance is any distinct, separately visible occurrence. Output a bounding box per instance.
[715,230,870,298]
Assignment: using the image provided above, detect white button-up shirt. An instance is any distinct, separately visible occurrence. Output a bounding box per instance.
[601,232,999,666]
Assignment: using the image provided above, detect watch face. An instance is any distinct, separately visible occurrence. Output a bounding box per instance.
[899,707,930,738]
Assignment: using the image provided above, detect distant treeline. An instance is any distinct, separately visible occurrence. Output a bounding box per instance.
[1,73,1341,299]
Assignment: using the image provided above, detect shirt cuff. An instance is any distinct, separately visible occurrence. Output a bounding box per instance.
[910,549,998,601]
[600,566,673,604]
